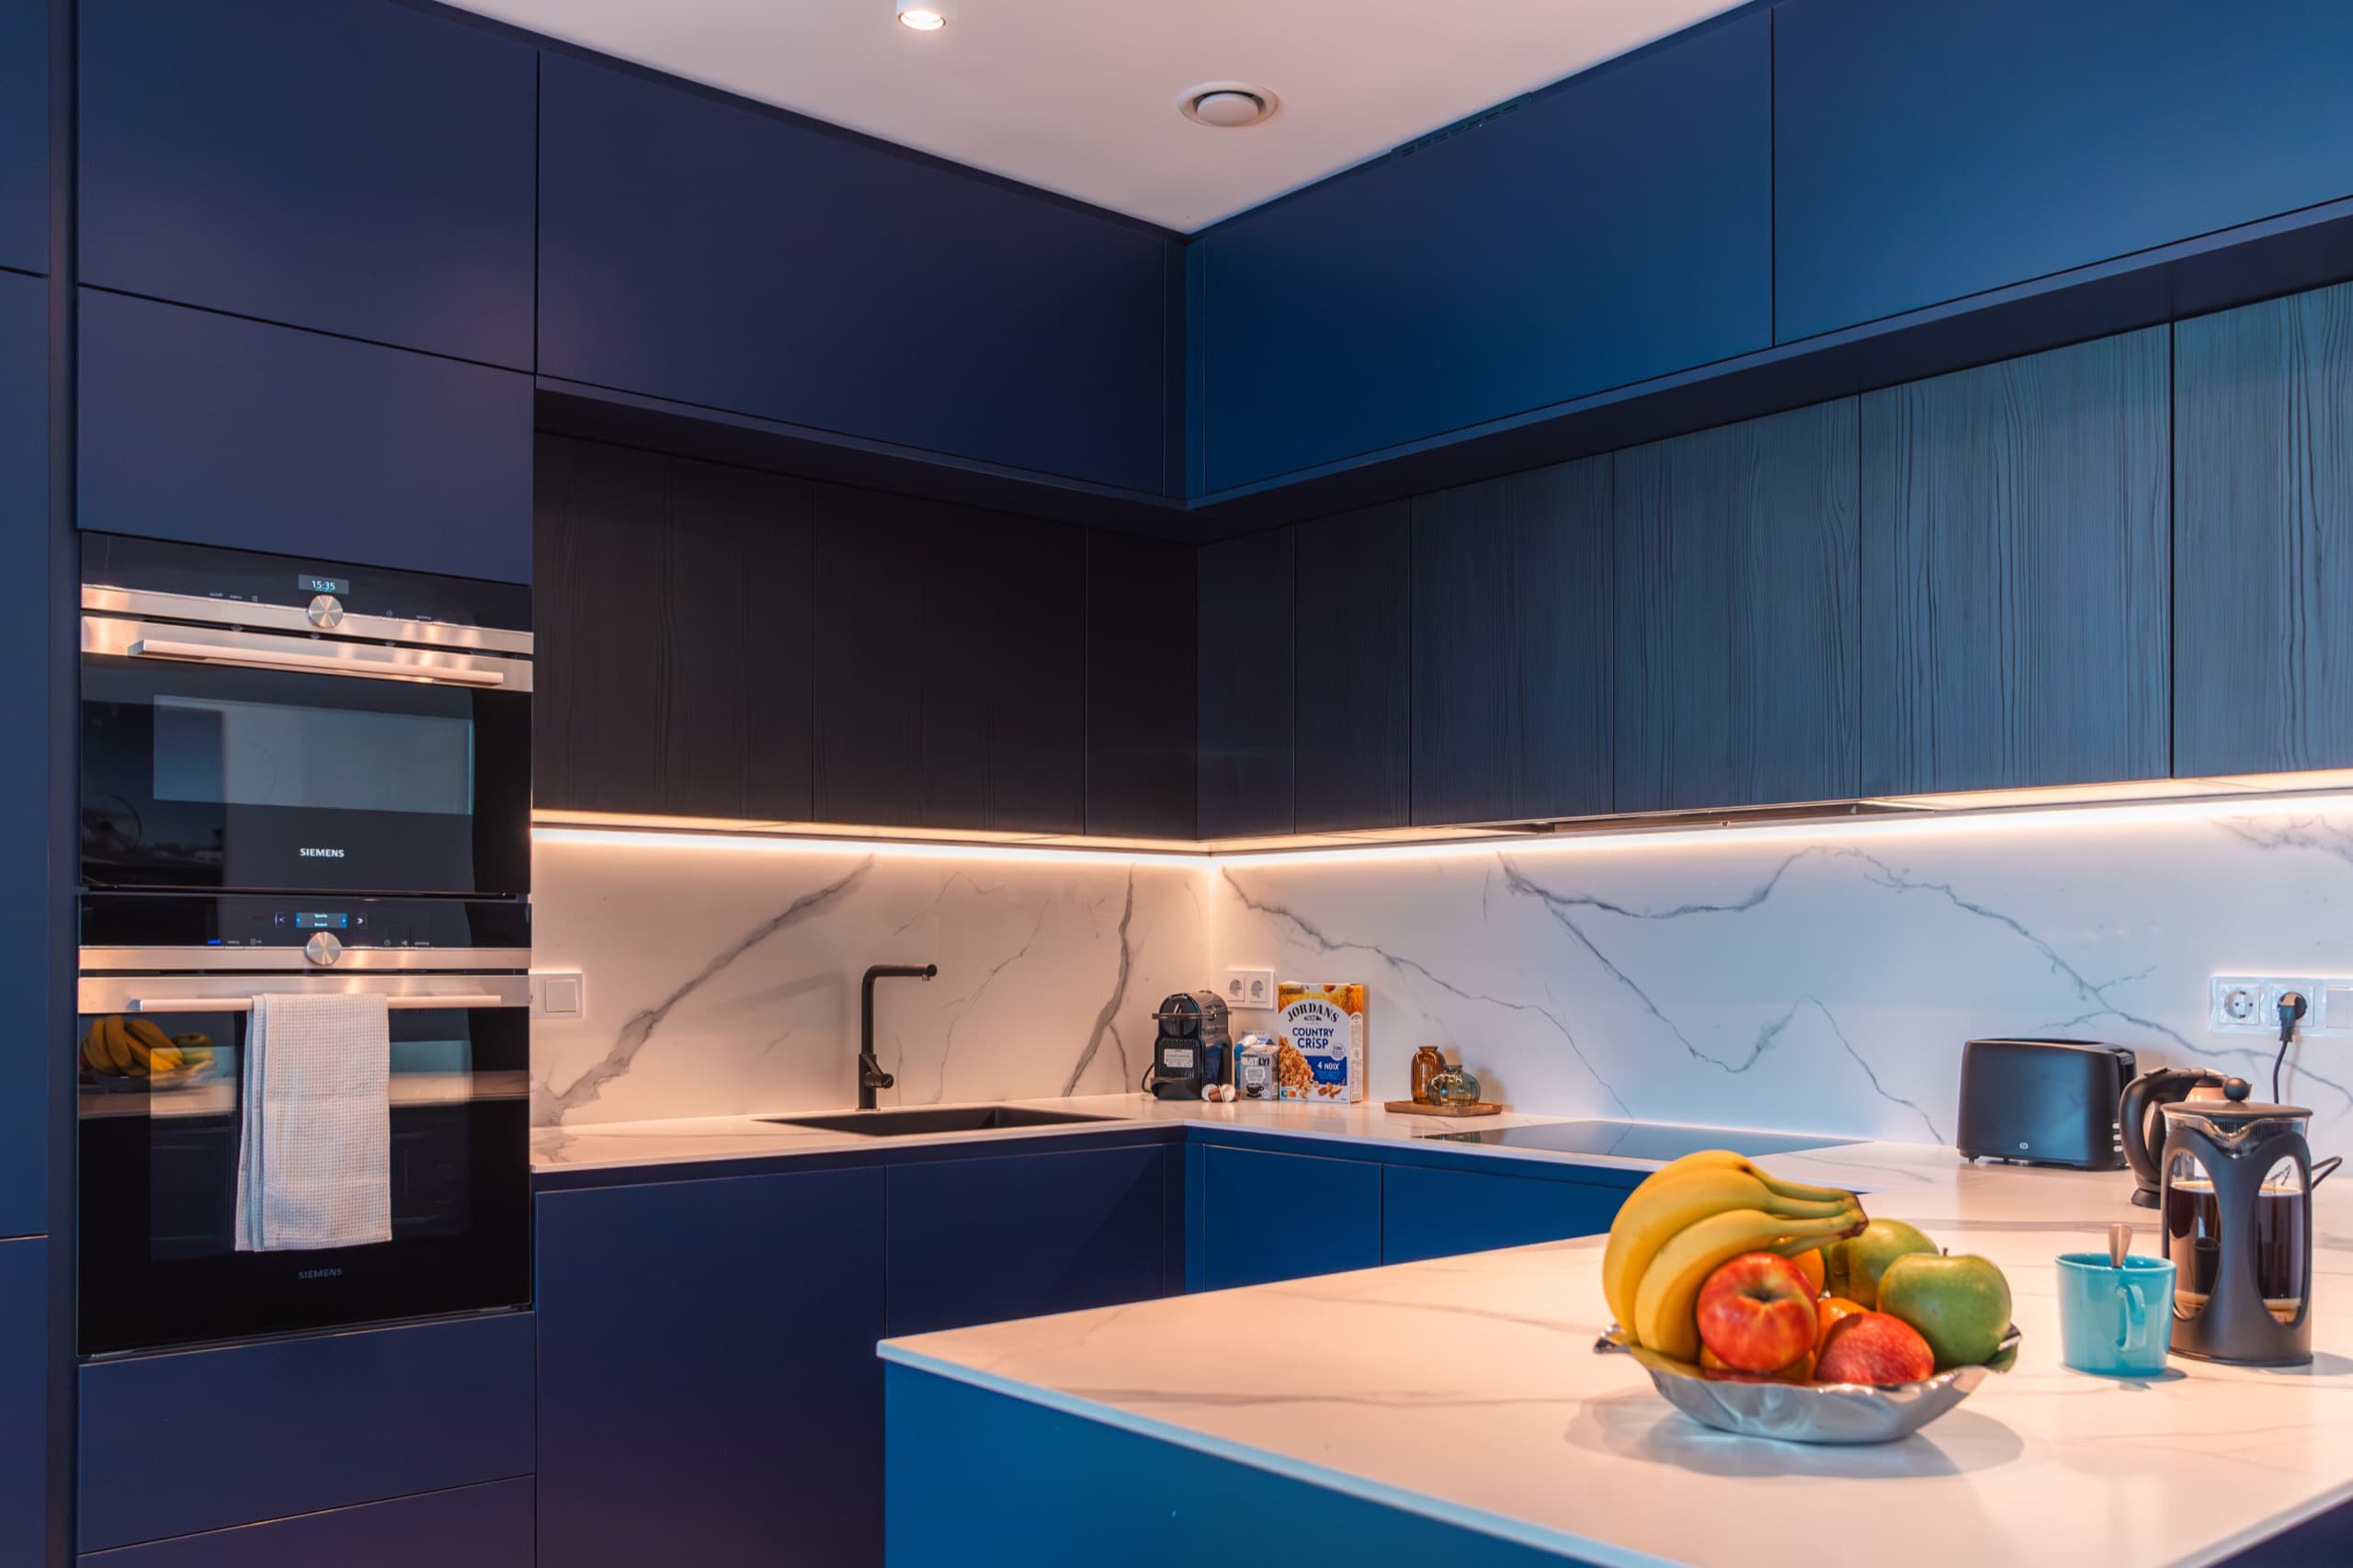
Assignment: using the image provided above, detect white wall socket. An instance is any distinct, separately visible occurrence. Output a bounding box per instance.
[2209,975,2339,1034]
[1224,967,1277,1009]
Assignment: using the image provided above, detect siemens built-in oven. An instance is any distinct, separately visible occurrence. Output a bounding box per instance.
[75,536,535,1355]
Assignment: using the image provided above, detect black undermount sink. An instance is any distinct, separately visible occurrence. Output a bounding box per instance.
[763,1106,1119,1137]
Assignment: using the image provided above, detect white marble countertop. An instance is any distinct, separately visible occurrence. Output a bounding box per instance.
[530,1093,1745,1176]
[881,1138,2353,1568]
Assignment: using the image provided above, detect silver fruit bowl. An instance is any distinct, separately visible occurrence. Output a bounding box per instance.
[1594,1325,2019,1445]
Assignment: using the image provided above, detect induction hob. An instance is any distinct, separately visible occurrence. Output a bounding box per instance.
[1415,1120,1857,1162]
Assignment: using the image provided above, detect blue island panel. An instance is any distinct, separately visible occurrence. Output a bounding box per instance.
[886,1364,1591,1568]
[79,0,537,367]
[1775,0,2353,343]
[1193,9,1770,492]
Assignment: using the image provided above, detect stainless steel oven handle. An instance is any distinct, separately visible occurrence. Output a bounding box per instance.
[122,993,517,1013]
[124,636,508,687]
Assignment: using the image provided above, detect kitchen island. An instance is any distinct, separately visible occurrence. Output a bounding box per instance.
[879,1139,2353,1568]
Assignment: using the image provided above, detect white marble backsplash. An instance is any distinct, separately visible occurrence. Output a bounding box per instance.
[1211,805,2353,1153]
[531,802,2353,1151]
[529,837,1207,1126]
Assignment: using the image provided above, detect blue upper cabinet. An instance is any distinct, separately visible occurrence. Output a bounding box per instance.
[1774,0,2353,344]
[538,55,1172,494]
[0,0,44,277]
[79,290,534,582]
[1192,10,1771,494]
[79,0,535,368]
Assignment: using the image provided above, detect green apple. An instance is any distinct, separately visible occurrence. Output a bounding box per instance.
[1879,1252,2013,1369]
[1824,1220,1938,1309]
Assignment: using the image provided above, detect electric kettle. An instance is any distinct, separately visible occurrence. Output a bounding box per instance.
[2120,1066,2232,1208]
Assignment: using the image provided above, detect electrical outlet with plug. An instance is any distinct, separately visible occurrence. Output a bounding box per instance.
[2210,976,2337,1034]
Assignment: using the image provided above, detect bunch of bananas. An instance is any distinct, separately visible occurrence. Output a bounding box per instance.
[1603,1150,1867,1363]
[80,1016,212,1078]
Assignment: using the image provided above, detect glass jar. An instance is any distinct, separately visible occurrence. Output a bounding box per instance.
[1427,1062,1482,1106]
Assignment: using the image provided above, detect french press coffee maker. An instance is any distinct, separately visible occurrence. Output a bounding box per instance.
[2158,1078,2341,1365]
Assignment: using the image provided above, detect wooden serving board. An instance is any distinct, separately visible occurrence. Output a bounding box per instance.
[1383,1098,1504,1118]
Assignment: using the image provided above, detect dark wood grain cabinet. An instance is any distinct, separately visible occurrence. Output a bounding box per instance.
[2175,282,2353,778]
[1196,528,1295,838]
[1774,0,2353,344]
[78,0,536,367]
[1294,502,1412,832]
[812,488,1086,833]
[1613,400,1861,813]
[1086,531,1197,838]
[1859,328,2171,794]
[0,0,42,278]
[534,437,816,821]
[76,290,533,582]
[1410,459,1612,824]
[538,51,1171,493]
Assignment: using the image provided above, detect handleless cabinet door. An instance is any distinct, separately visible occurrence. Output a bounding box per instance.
[0,271,43,1240]
[0,1239,42,1568]
[1197,528,1295,838]
[1860,328,2171,795]
[1381,1165,1635,1266]
[534,436,815,820]
[77,1480,533,1568]
[1294,502,1411,832]
[0,0,43,278]
[1614,400,1860,812]
[1411,459,1612,824]
[1199,1145,1381,1290]
[79,0,535,366]
[2175,282,2353,777]
[1086,530,1198,838]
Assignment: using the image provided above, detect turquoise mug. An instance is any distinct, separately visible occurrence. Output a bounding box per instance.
[2056,1252,2175,1376]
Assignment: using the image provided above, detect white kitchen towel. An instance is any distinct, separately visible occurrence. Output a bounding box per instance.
[233,992,393,1252]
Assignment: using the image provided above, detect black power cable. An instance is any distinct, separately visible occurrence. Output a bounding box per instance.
[2274,992,2309,1105]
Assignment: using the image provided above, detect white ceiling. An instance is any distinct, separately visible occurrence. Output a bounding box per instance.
[447,0,1746,232]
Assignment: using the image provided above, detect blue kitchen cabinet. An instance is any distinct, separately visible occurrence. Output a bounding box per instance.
[78,1312,534,1552]
[536,1168,889,1568]
[539,53,1172,494]
[887,1145,1168,1336]
[79,0,535,368]
[78,1479,533,1568]
[1192,8,1769,493]
[0,0,43,277]
[0,1238,46,1568]
[1196,526,1295,838]
[1198,1144,1381,1290]
[1775,0,2353,344]
[77,290,532,582]
[0,268,42,1243]
[1381,1164,1633,1267]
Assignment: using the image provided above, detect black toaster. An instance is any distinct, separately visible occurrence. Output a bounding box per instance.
[1956,1038,2138,1170]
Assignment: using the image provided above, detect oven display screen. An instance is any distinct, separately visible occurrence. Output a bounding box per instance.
[297,574,350,596]
[293,912,349,930]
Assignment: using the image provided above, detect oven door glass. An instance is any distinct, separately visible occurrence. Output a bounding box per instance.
[77,997,530,1354]
[81,651,529,895]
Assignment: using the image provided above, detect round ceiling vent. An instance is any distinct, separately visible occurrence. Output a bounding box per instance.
[1180,83,1279,129]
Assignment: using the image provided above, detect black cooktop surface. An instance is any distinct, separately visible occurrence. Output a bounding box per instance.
[1416,1119,1858,1162]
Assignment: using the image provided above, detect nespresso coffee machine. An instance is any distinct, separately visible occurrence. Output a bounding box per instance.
[1148,991,1230,1100]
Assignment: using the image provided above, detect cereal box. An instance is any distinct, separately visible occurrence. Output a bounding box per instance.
[1275,982,1367,1103]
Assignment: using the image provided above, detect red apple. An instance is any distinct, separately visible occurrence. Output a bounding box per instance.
[1814,1311,1936,1386]
[1696,1252,1819,1372]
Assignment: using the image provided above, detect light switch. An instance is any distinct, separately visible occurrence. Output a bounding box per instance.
[2325,985,2353,1032]
[532,971,585,1018]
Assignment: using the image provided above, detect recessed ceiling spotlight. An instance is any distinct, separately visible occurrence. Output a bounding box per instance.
[896,1,949,30]
[1180,82,1279,129]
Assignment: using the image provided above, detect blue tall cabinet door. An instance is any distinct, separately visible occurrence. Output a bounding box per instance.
[0,1237,44,1568]
[1193,9,1770,493]
[77,290,533,582]
[538,54,1171,494]
[79,0,536,368]
[1775,0,2353,344]
[886,1145,1166,1336]
[0,0,44,278]
[0,268,44,1242]
[536,1169,889,1568]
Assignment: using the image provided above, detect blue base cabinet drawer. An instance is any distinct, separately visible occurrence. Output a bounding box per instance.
[1198,1144,1381,1290]
[1382,1164,1633,1267]
[77,290,533,583]
[79,1478,533,1567]
[78,1312,535,1553]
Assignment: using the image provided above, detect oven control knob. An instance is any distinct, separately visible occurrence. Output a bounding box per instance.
[304,933,343,966]
[307,594,345,630]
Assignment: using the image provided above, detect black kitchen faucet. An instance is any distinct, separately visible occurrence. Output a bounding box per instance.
[858,963,936,1109]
